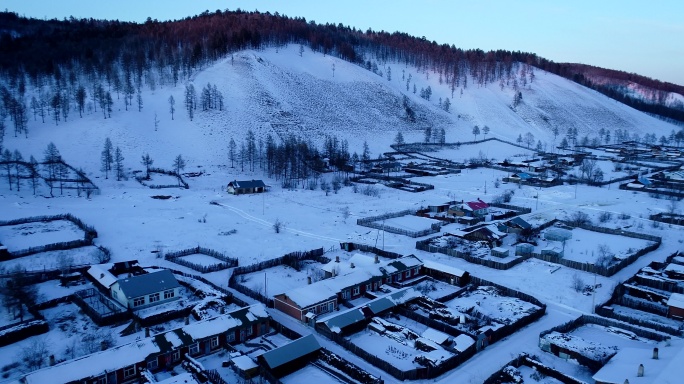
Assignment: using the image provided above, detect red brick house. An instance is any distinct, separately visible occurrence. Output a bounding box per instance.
[23,304,270,384]
[274,254,423,321]
[667,293,684,318]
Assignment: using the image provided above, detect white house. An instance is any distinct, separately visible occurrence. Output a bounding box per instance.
[110,269,181,310]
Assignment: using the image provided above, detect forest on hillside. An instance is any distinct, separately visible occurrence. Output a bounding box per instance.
[0,8,682,133]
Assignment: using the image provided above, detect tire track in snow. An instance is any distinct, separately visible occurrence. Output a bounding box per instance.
[210,201,342,243]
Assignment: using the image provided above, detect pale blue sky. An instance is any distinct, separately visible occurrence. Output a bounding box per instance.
[4,0,683,85]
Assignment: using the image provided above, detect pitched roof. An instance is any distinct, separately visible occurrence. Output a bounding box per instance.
[260,334,321,370]
[116,269,181,299]
[667,293,684,309]
[86,265,117,288]
[229,180,266,189]
[466,199,489,211]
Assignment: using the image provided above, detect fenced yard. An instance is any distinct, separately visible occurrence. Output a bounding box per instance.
[164,246,238,273]
[0,214,98,260]
[72,288,128,326]
[358,210,444,238]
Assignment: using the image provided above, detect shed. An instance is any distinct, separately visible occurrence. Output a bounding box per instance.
[541,246,564,258]
[258,334,321,378]
[544,227,572,242]
[515,243,534,256]
[231,355,259,379]
[421,328,451,346]
[453,334,475,353]
[86,265,117,290]
[491,247,509,258]
[667,293,684,318]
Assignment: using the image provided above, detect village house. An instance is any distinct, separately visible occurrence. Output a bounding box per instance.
[447,199,490,218]
[226,179,267,195]
[450,223,507,246]
[110,269,182,310]
[22,304,270,384]
[273,254,423,321]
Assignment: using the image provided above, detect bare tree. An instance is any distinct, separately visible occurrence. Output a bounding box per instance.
[21,338,49,370]
[273,219,283,233]
[168,95,175,120]
[571,273,585,292]
[141,153,153,179]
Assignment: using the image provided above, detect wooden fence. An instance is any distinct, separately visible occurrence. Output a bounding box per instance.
[165,246,238,273]
[229,248,327,307]
[483,354,589,384]
[72,288,129,326]
[416,239,531,270]
[0,213,99,259]
[339,242,404,259]
[135,167,189,189]
[357,209,445,238]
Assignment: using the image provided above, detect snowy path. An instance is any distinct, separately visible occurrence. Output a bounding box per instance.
[211,201,343,243]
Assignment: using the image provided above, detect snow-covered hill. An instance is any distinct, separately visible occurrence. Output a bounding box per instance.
[3,44,679,173]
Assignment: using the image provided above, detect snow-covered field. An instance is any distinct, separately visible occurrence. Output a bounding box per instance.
[1,43,684,383]
[0,220,84,252]
[0,246,102,273]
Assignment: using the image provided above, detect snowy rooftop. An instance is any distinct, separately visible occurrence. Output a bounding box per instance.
[231,355,258,371]
[156,373,201,384]
[421,328,450,345]
[665,263,684,274]
[282,255,423,308]
[453,334,476,353]
[86,264,117,288]
[116,269,181,299]
[592,340,684,384]
[666,293,684,309]
[422,259,467,278]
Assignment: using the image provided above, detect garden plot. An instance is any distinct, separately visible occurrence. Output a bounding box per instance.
[445,286,541,326]
[0,246,104,273]
[610,305,682,329]
[539,227,656,265]
[381,215,441,233]
[348,315,455,372]
[569,324,659,350]
[0,220,84,253]
[240,261,324,296]
[413,279,463,301]
[428,140,536,164]
[177,253,223,267]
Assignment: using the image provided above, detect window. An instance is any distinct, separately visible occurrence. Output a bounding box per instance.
[352,286,360,296]
[123,365,136,378]
[341,290,349,299]
[164,290,175,299]
[365,283,371,291]
[133,297,145,307]
[189,343,200,355]
[414,267,420,276]
[405,271,411,278]
[211,336,219,349]
[112,291,117,298]
[246,326,253,336]
[147,359,158,370]
[95,376,107,384]
[328,302,334,312]
[172,350,180,361]
[227,332,235,342]
[149,293,160,303]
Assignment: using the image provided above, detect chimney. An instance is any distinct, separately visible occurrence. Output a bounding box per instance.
[374,254,379,264]
[350,263,355,269]
[653,347,659,360]
[637,364,644,377]
[145,327,150,337]
[335,256,340,263]
[307,276,312,285]
[49,355,55,366]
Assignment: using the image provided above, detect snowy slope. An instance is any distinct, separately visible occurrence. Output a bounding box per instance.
[4,44,680,173]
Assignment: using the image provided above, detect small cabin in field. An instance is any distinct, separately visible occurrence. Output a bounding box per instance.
[227,180,267,195]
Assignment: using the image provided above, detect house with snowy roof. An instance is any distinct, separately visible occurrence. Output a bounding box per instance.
[450,223,507,246]
[258,334,321,378]
[274,254,423,321]
[110,269,181,310]
[592,342,684,384]
[227,179,266,195]
[447,199,490,218]
[22,304,270,384]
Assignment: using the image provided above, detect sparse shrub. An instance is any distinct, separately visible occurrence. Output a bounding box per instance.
[273,219,282,233]
[361,184,380,197]
[569,211,591,226]
[618,212,631,220]
[494,178,500,188]
[598,211,612,223]
[571,273,585,292]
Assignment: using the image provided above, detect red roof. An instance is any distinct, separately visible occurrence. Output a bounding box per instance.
[466,199,489,211]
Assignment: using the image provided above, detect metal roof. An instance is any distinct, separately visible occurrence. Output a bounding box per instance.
[260,334,321,369]
[116,269,181,299]
[229,180,266,189]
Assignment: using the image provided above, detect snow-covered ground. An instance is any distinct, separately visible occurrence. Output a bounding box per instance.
[1,44,684,383]
[0,220,84,253]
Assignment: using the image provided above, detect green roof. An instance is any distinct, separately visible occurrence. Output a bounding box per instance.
[260,334,320,369]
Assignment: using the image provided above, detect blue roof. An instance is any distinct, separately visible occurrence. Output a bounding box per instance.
[260,334,321,369]
[116,269,180,299]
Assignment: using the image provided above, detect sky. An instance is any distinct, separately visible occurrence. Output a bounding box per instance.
[3,0,683,85]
